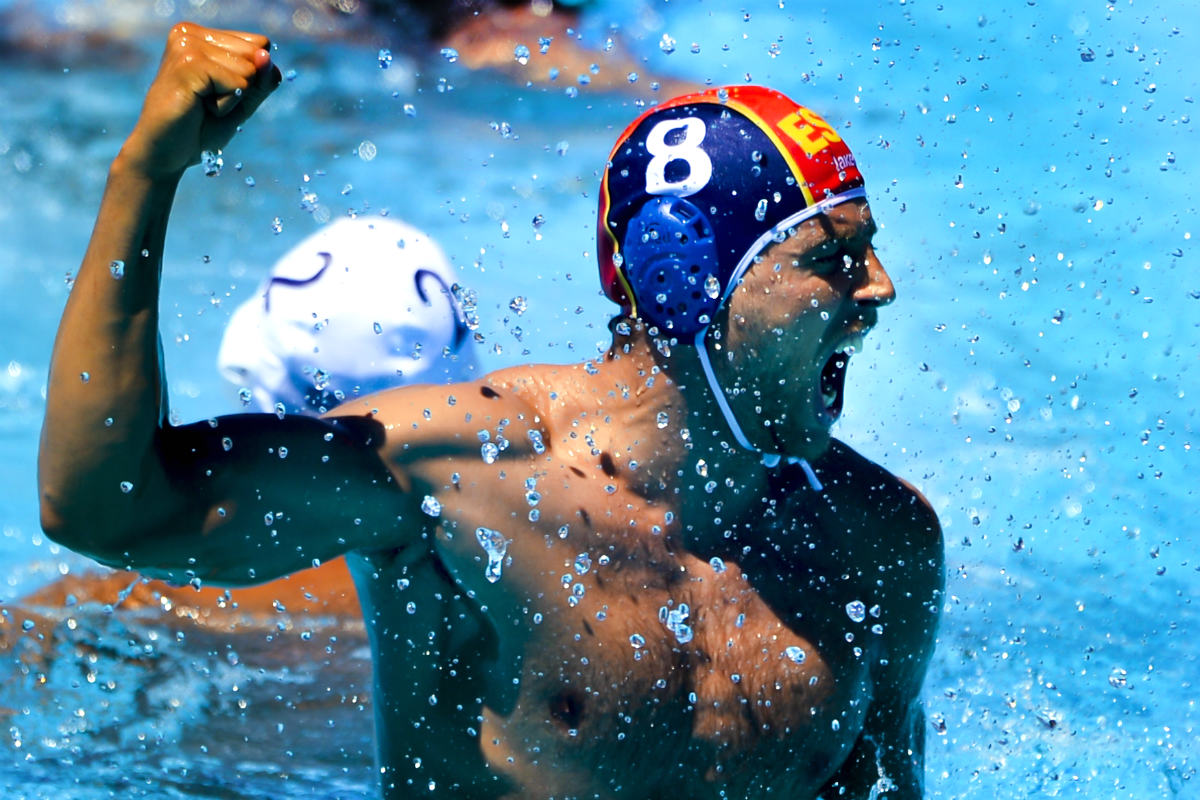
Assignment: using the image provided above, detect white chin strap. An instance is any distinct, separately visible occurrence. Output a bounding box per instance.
[689,188,868,492]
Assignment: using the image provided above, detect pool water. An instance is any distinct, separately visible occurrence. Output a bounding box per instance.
[1,1,1196,797]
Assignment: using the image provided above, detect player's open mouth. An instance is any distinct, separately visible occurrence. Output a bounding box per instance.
[819,332,865,420]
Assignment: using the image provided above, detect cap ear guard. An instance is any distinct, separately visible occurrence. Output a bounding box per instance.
[620,196,720,336]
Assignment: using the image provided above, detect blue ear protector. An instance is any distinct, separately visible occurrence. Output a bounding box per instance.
[620,196,720,336]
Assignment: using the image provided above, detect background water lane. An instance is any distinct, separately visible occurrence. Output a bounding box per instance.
[0,0,1196,797]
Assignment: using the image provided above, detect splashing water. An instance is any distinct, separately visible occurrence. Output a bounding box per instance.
[475,527,510,583]
[421,495,442,517]
[201,149,223,176]
[660,603,693,645]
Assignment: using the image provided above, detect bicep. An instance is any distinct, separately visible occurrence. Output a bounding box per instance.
[104,412,414,586]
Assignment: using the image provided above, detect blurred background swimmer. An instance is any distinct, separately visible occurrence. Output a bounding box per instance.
[5,215,476,638]
[218,214,477,415]
[0,0,692,94]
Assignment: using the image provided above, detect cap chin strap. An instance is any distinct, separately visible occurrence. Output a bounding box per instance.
[690,187,868,492]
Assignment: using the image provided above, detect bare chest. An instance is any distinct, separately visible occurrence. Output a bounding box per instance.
[437,499,873,796]
[400,452,885,797]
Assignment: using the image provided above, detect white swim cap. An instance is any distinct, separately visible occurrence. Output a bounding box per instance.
[218,216,477,414]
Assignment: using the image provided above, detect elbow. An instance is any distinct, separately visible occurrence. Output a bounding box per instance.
[38,487,131,567]
[38,488,72,545]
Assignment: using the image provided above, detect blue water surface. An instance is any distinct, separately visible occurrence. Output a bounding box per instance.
[0,0,1196,797]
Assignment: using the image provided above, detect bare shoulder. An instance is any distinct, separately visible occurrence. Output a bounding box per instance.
[326,364,573,466]
[819,441,944,694]
[819,439,942,548]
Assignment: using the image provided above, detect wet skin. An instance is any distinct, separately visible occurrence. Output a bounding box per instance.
[37,23,943,800]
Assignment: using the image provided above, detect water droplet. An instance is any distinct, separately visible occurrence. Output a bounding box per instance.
[784,645,807,664]
[709,557,726,573]
[1108,667,1128,688]
[377,48,393,69]
[659,34,677,54]
[406,601,417,614]
[222,437,233,451]
[629,633,646,649]
[440,47,459,63]
[475,527,510,583]
[525,490,541,507]
[661,603,693,644]
[538,36,553,55]
[509,296,527,315]
[481,442,500,464]
[421,495,442,517]
[695,459,709,478]
[846,600,867,623]
[754,198,769,222]
[201,149,223,176]
[527,429,546,454]
[704,274,721,299]
[557,524,570,539]
[264,511,275,526]
[109,260,125,279]
[656,411,669,429]
[574,553,592,575]
[513,44,531,65]
[119,480,133,494]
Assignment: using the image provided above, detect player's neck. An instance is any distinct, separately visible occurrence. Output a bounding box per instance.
[593,320,768,502]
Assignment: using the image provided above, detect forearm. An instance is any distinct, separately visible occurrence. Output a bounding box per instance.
[38,155,183,549]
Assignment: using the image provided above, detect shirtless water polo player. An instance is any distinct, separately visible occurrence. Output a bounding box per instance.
[38,24,944,799]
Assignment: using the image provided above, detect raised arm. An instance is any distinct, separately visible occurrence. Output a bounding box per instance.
[38,24,409,586]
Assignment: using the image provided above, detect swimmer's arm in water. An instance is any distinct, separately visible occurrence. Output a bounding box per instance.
[819,480,945,799]
[35,25,410,584]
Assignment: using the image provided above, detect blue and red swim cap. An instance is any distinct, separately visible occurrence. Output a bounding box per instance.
[598,85,866,334]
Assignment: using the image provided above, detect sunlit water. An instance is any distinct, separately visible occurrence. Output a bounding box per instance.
[1,1,1196,797]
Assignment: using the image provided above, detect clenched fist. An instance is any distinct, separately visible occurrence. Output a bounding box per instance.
[119,23,281,180]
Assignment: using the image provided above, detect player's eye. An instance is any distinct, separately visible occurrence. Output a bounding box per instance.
[804,246,843,274]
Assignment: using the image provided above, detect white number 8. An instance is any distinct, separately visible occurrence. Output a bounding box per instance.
[644,117,712,197]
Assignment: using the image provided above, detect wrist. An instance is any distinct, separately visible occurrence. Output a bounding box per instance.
[111,144,188,188]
